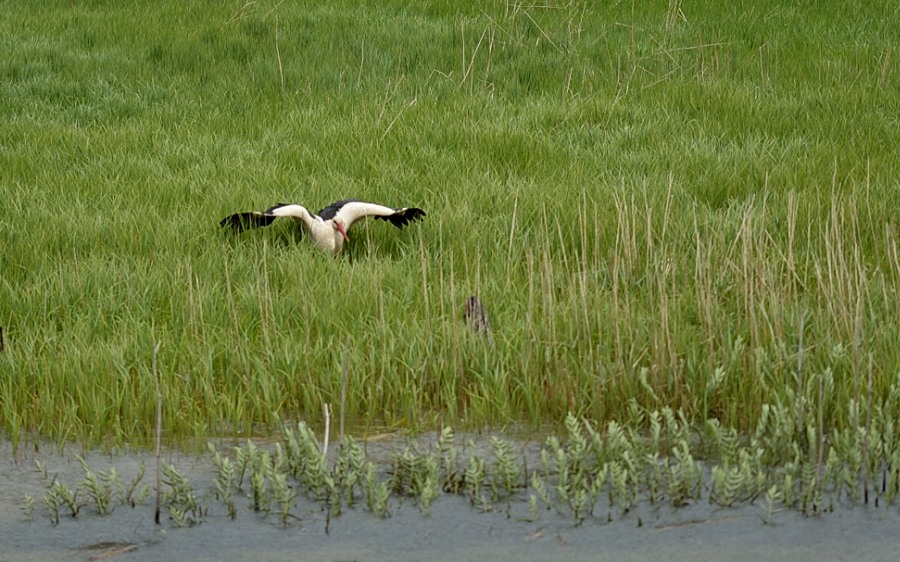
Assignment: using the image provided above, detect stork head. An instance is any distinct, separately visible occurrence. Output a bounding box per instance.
[333,219,350,242]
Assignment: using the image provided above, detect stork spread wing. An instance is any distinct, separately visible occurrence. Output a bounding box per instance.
[220,203,314,232]
[318,200,427,229]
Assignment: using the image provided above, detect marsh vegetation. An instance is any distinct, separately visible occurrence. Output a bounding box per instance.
[1,1,899,523]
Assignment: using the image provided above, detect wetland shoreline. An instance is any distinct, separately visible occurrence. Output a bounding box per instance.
[3,431,900,562]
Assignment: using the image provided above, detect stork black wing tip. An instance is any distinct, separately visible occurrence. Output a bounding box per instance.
[220,211,272,232]
[387,207,426,228]
[219,213,243,230]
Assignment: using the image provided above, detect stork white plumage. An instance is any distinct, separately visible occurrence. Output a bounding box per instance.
[220,199,426,255]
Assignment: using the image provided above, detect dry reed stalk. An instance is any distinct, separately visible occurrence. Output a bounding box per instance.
[796,310,806,439]
[693,214,715,372]
[323,403,331,457]
[506,193,519,265]
[340,338,349,440]
[643,192,654,279]
[854,290,863,432]
[525,246,536,339]
[224,258,241,338]
[379,97,417,144]
[541,213,557,365]
[610,228,623,371]
[739,203,761,350]
[258,243,272,357]
[275,18,285,95]
[420,235,431,338]
[816,375,825,489]
[786,192,799,293]
[187,260,196,340]
[152,341,162,525]
[863,353,873,503]
[880,47,892,84]
[458,24,488,90]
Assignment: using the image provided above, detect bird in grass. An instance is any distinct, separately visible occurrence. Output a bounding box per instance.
[220,199,426,255]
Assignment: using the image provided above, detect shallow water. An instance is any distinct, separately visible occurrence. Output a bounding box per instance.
[3,441,900,562]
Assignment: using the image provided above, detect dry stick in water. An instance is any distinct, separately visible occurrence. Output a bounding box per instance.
[853,288,864,501]
[323,403,331,457]
[864,353,874,504]
[816,374,825,503]
[796,310,806,439]
[152,341,162,525]
[854,291,863,432]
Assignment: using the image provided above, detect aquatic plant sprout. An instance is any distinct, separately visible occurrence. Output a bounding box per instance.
[22,411,900,528]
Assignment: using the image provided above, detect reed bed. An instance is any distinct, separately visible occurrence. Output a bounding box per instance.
[1,1,898,454]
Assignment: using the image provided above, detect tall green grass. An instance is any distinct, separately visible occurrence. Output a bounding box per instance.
[1,0,898,450]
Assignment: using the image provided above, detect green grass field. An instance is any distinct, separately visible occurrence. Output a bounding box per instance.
[1,0,899,451]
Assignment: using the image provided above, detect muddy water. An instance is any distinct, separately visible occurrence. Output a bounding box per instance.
[2,441,900,562]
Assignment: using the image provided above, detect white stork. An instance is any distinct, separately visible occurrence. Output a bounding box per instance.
[220,199,426,255]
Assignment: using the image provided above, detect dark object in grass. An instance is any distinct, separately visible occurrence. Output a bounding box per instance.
[220,200,426,255]
[0,326,4,352]
[464,296,493,343]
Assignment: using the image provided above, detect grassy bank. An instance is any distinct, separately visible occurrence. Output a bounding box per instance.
[1,0,899,450]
